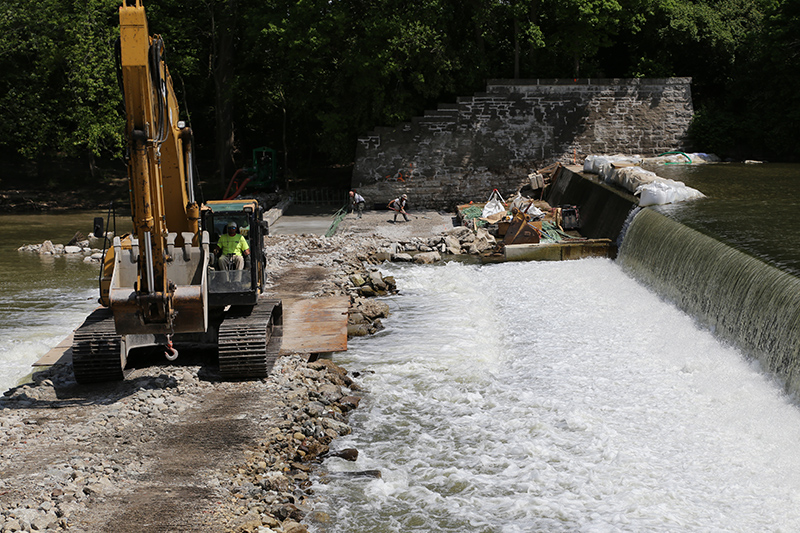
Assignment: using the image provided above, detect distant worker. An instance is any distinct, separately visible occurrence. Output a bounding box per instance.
[388,194,409,222]
[349,190,366,219]
[216,221,250,270]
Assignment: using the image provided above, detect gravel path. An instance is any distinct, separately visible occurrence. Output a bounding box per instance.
[337,209,455,243]
[1,209,459,533]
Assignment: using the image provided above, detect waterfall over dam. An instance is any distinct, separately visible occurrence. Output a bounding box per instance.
[546,164,800,397]
[319,259,800,532]
[618,207,800,397]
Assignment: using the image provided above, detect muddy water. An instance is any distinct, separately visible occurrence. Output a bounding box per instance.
[0,211,124,392]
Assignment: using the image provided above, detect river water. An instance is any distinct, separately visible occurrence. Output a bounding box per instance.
[312,163,800,532]
[3,165,800,531]
[651,162,800,276]
[0,211,115,393]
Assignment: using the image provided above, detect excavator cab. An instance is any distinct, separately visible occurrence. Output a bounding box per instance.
[201,199,267,307]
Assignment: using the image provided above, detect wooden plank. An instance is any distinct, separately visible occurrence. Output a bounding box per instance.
[503,239,613,262]
[280,296,349,355]
[33,333,74,366]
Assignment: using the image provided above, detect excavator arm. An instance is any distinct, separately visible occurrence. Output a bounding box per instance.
[111,0,207,334]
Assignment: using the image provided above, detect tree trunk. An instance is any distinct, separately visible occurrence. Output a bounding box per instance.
[280,87,289,187]
[212,0,238,188]
[573,51,580,79]
[472,0,485,65]
[514,18,520,79]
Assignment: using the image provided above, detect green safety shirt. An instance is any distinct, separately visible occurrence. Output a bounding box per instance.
[218,233,249,256]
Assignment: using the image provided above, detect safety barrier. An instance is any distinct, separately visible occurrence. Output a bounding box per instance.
[289,188,349,205]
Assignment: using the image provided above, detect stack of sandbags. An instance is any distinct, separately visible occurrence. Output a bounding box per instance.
[583,154,643,180]
[636,179,706,206]
[583,154,705,206]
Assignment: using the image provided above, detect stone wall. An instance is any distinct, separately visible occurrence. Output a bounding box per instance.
[352,78,693,209]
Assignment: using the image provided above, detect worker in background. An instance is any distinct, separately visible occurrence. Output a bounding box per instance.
[216,221,250,270]
[349,190,366,219]
[388,194,409,222]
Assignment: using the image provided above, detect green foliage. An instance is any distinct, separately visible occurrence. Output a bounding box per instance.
[0,0,123,158]
[545,0,624,76]
[687,106,740,156]
[1,0,799,166]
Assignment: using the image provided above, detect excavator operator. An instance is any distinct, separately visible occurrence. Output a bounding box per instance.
[215,221,250,270]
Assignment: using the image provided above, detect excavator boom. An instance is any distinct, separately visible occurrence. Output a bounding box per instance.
[71,0,280,384]
[112,0,207,335]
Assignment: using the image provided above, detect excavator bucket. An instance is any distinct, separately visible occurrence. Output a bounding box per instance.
[503,209,541,245]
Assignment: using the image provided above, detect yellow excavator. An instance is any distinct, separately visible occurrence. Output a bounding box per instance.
[72,0,282,383]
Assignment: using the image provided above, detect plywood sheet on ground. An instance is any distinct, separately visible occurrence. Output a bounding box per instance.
[33,334,73,366]
[280,296,349,355]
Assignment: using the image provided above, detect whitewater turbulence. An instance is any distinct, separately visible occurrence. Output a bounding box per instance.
[315,260,800,533]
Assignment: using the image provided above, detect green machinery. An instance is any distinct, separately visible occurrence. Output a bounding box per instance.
[224,147,279,199]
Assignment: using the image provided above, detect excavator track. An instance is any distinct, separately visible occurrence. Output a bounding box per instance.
[218,298,283,379]
[72,308,126,384]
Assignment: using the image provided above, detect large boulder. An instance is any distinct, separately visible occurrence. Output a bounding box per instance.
[39,241,56,255]
[413,251,441,264]
[443,235,462,255]
[447,226,474,244]
[426,236,442,248]
[468,228,497,254]
[349,273,367,287]
[354,298,389,320]
[368,271,387,291]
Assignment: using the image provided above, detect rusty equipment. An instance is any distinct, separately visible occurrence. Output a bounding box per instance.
[503,208,542,245]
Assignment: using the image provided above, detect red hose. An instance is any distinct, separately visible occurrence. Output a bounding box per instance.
[224,176,251,200]
[223,168,245,199]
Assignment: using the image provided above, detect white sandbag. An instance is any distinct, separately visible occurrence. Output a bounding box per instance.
[510,195,545,219]
[583,156,597,173]
[642,152,721,165]
[509,194,527,212]
[482,190,506,218]
[636,179,705,206]
[609,166,659,193]
[690,153,720,163]
[598,162,616,182]
[524,205,545,219]
[583,154,643,175]
[585,155,613,174]
[637,182,670,206]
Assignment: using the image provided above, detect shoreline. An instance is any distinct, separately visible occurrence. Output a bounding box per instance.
[0,209,457,532]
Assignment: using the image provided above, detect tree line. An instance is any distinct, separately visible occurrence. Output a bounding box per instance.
[1,0,797,186]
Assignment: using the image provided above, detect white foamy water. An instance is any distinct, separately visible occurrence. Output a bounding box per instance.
[0,211,110,392]
[0,285,97,393]
[316,259,800,532]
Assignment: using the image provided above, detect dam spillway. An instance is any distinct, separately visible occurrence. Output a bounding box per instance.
[318,259,800,532]
[547,164,800,396]
[618,207,800,397]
